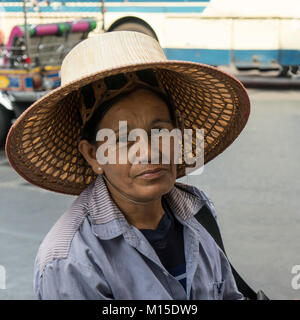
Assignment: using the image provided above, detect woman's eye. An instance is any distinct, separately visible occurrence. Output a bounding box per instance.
[151,128,171,136]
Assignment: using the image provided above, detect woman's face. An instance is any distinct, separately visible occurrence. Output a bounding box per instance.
[95,87,177,202]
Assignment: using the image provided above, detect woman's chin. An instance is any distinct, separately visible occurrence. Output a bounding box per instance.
[132,178,174,201]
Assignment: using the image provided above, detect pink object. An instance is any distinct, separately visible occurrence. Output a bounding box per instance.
[71,21,90,33]
[6,26,23,51]
[35,24,58,36]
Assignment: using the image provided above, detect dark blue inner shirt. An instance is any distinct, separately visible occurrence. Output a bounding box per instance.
[139,196,187,291]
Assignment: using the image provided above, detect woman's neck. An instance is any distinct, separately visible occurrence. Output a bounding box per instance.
[103,175,165,230]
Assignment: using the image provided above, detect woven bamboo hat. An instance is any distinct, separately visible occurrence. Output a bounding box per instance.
[5,31,250,195]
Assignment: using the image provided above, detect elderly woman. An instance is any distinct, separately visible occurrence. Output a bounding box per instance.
[5,31,251,300]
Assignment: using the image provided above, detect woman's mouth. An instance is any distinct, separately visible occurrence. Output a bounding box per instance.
[136,167,169,179]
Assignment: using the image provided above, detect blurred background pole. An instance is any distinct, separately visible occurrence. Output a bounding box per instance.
[101,0,105,32]
[23,0,30,63]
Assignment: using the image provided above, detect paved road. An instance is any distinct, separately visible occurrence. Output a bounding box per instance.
[0,88,299,300]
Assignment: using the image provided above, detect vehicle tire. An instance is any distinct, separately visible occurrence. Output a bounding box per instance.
[277,66,290,77]
[0,105,13,148]
[109,22,157,40]
[291,66,299,75]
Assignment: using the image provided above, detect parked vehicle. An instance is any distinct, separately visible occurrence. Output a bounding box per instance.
[1,0,300,74]
[0,19,96,147]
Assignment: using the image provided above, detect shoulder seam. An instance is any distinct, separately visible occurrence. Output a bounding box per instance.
[37,205,89,278]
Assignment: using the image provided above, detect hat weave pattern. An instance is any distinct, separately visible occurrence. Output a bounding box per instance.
[5,32,250,195]
[78,70,168,127]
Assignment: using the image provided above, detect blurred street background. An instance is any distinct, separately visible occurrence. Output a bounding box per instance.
[1,0,300,301]
[0,87,299,300]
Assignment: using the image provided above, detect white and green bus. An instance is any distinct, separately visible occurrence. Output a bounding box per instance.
[1,0,300,72]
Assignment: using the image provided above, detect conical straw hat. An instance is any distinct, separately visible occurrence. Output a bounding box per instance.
[5,31,250,195]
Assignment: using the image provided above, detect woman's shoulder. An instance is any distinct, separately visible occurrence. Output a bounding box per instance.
[34,191,93,280]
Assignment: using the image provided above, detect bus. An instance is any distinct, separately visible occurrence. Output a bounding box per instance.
[1,0,300,75]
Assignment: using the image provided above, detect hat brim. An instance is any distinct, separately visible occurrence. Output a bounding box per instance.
[5,60,250,195]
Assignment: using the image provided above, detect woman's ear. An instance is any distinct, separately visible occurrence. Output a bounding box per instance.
[78,140,103,175]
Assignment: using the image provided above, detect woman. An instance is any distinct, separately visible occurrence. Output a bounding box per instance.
[5,31,250,300]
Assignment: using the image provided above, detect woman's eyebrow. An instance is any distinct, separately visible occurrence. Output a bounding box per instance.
[109,119,172,135]
[151,118,173,125]
[111,123,133,135]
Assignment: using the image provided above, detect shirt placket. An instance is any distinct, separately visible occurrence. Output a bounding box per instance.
[122,225,187,300]
[171,214,202,300]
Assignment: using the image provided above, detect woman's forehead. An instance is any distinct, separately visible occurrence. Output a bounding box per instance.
[98,88,171,126]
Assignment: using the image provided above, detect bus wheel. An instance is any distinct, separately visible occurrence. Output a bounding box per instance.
[277,66,290,77]
[291,66,299,75]
[109,22,157,40]
[0,105,13,148]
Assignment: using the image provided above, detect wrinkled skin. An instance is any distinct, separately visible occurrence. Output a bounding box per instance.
[78,88,178,229]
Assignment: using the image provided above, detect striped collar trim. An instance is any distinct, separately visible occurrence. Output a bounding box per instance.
[85,174,206,240]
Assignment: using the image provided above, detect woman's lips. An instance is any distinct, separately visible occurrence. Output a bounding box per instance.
[136,168,168,179]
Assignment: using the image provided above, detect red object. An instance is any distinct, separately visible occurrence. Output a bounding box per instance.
[25,56,31,64]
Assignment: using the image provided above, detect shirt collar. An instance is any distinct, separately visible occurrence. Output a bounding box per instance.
[83,174,207,240]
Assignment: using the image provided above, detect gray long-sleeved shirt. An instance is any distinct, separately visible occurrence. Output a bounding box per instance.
[33,174,243,300]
